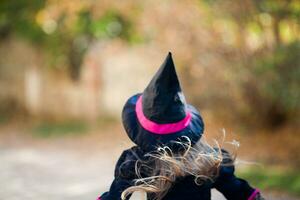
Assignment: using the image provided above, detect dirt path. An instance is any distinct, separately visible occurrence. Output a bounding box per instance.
[0,147,108,200]
[0,126,298,200]
[0,147,298,200]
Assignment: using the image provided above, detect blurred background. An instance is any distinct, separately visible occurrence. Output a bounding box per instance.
[0,0,299,199]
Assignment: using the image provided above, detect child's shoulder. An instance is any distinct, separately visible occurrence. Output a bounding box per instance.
[211,148,235,180]
[118,146,144,162]
[115,146,144,178]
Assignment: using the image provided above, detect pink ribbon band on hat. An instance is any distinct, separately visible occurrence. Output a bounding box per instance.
[135,95,191,134]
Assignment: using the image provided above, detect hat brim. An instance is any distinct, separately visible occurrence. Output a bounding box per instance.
[122,94,204,151]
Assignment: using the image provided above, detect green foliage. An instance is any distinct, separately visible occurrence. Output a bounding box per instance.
[0,0,46,42]
[0,114,8,124]
[32,120,88,137]
[243,41,300,127]
[202,0,300,128]
[0,1,142,80]
[254,0,300,20]
[238,167,300,196]
[89,10,143,44]
[254,41,300,112]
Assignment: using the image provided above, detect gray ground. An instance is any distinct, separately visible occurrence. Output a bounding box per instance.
[0,128,298,200]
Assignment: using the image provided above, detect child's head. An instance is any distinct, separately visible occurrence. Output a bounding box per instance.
[121,52,204,152]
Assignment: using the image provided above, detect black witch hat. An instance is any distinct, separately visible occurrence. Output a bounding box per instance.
[122,52,204,151]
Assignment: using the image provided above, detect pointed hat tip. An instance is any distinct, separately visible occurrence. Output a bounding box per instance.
[165,51,174,64]
[159,52,175,73]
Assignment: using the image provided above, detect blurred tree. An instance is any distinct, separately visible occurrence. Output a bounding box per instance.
[0,0,45,41]
[203,0,300,128]
[1,0,299,128]
[244,41,300,127]
[0,0,141,80]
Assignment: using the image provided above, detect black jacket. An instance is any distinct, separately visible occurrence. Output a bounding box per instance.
[99,146,256,200]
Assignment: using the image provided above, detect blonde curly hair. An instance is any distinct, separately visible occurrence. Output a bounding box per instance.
[121,132,238,200]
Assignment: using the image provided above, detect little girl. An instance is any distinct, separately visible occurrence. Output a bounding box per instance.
[97,53,264,200]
